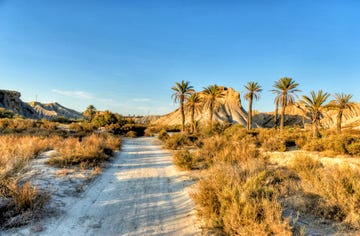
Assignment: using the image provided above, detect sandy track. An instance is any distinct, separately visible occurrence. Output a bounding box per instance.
[38,137,200,236]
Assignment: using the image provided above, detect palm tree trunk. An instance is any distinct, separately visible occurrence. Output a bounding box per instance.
[274,102,278,128]
[337,110,343,134]
[313,120,320,138]
[247,96,253,130]
[191,105,195,133]
[280,96,286,131]
[312,111,321,138]
[180,97,185,132]
[209,101,214,129]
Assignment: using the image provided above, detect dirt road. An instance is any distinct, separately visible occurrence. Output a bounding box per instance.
[38,137,200,236]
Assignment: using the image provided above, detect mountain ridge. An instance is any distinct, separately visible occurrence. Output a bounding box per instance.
[0,89,83,120]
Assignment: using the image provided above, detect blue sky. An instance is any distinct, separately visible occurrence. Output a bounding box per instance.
[1,1,359,115]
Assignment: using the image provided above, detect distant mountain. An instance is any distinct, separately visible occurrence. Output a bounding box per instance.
[0,89,83,120]
[28,101,84,120]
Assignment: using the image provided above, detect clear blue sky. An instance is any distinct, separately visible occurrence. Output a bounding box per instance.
[1,1,359,115]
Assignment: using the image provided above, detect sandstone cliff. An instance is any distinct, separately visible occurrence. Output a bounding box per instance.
[150,87,360,131]
[253,103,360,130]
[0,90,39,119]
[152,87,257,127]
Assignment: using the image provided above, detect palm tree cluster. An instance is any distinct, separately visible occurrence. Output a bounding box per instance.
[171,78,355,137]
[171,81,223,133]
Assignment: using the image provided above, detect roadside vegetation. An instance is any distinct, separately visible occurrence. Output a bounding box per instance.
[159,124,360,234]
[156,80,360,234]
[0,108,126,229]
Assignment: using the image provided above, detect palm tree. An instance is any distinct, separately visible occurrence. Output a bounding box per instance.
[273,99,279,128]
[83,105,97,121]
[329,93,355,134]
[185,93,202,133]
[203,84,223,129]
[171,80,194,132]
[244,82,262,130]
[301,90,330,138]
[271,77,301,131]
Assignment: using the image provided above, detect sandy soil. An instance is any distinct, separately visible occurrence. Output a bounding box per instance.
[3,137,201,236]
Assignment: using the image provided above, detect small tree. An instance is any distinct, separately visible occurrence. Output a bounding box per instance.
[328,93,355,134]
[271,77,300,131]
[244,82,262,130]
[301,90,330,138]
[171,80,194,132]
[203,85,223,130]
[83,105,97,121]
[185,93,202,133]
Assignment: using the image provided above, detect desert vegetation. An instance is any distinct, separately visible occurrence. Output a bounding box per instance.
[158,79,360,234]
[160,124,360,234]
[0,112,123,229]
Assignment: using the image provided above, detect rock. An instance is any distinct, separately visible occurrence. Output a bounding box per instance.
[0,90,39,119]
[152,86,255,127]
[28,102,83,120]
[0,89,83,120]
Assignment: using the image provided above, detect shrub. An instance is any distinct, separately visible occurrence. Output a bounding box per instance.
[144,125,163,137]
[173,150,194,170]
[125,130,137,138]
[346,142,360,156]
[290,154,360,228]
[192,164,291,235]
[157,129,169,141]
[0,180,50,228]
[48,133,121,167]
[262,136,287,152]
[303,137,326,152]
[163,133,191,150]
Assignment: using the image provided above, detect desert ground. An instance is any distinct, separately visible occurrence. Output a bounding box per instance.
[2,137,200,236]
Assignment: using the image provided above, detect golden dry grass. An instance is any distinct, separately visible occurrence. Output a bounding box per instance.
[290,154,360,229]
[48,133,121,167]
[0,132,121,229]
[173,124,360,234]
[0,135,59,179]
[192,164,292,235]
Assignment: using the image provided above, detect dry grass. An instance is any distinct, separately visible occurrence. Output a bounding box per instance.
[0,132,120,229]
[0,135,57,228]
[0,135,59,179]
[125,130,137,138]
[163,133,191,150]
[290,154,360,229]
[192,164,292,235]
[48,133,121,167]
[183,124,360,234]
[0,180,50,228]
[157,129,169,141]
[173,150,195,170]
[189,127,292,235]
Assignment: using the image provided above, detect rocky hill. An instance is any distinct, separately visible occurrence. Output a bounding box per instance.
[0,90,83,120]
[152,87,258,127]
[150,87,360,130]
[0,90,39,119]
[254,103,360,130]
[28,102,84,120]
